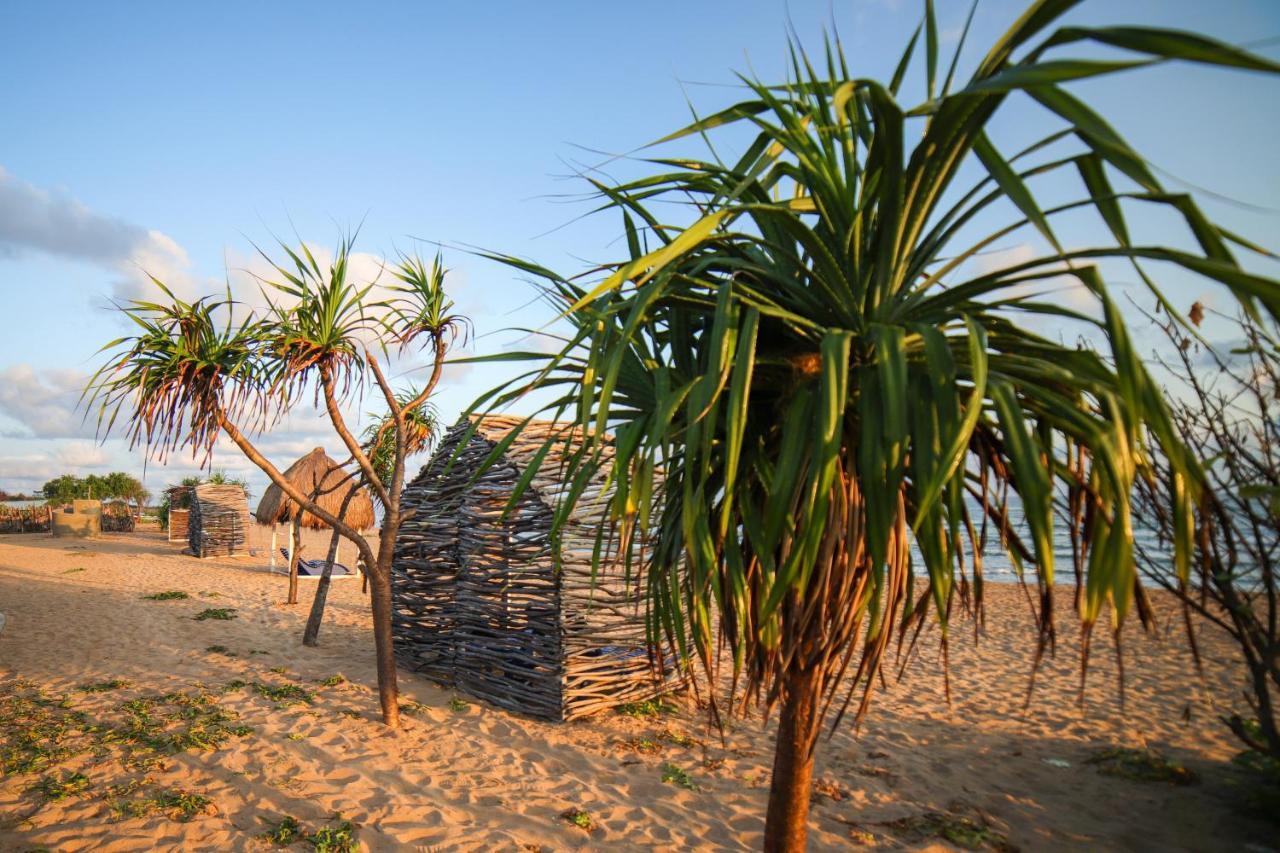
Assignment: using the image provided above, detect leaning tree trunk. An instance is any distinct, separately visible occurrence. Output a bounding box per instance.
[302,486,358,647]
[287,510,302,605]
[763,663,822,852]
[302,526,340,646]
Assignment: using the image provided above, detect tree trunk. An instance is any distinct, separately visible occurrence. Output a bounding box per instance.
[287,512,302,605]
[368,565,400,727]
[302,525,341,646]
[303,487,357,647]
[763,663,821,853]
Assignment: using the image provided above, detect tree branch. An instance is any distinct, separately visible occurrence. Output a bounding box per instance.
[403,339,448,416]
[365,348,402,417]
[318,365,391,509]
[217,412,378,572]
[368,339,447,525]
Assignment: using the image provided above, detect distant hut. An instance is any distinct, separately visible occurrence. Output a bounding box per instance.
[164,486,193,544]
[392,416,676,721]
[101,500,136,533]
[188,484,252,558]
[254,448,375,601]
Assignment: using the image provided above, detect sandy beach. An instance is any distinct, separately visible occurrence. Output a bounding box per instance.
[0,528,1272,851]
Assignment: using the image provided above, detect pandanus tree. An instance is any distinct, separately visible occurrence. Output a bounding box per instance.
[301,396,439,647]
[87,239,465,727]
[472,3,1280,849]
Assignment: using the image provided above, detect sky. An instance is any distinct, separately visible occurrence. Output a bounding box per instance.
[1,0,1278,500]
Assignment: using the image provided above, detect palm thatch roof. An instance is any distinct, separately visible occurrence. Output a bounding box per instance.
[254,447,376,530]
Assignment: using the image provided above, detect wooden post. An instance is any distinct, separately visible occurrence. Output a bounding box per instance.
[288,510,302,605]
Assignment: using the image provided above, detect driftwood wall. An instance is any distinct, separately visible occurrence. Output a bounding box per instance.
[188,484,251,558]
[0,507,52,534]
[100,506,136,533]
[392,416,673,721]
[168,508,190,543]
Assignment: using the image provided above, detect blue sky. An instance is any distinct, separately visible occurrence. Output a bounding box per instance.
[1,0,1278,498]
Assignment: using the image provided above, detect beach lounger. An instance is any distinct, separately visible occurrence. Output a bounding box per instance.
[274,548,359,579]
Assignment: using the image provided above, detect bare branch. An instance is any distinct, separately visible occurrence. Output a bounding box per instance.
[217,411,378,573]
[318,365,391,509]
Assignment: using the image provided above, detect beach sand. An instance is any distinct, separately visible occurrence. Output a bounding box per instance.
[0,529,1272,851]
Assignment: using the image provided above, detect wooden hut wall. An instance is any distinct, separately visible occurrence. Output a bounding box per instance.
[453,430,562,720]
[392,427,468,685]
[504,426,669,720]
[188,484,251,558]
[168,509,190,543]
[101,506,136,533]
[393,416,671,721]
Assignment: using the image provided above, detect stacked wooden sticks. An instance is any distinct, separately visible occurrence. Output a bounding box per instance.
[393,416,677,721]
[188,484,252,558]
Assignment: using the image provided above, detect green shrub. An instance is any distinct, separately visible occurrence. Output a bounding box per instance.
[30,771,90,802]
[251,682,314,706]
[142,591,188,601]
[660,762,699,791]
[616,699,678,719]
[1086,748,1198,785]
[79,679,130,693]
[260,815,304,846]
[193,608,237,621]
[310,818,358,853]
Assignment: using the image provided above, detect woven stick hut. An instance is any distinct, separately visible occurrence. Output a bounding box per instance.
[392,415,676,721]
[188,484,252,557]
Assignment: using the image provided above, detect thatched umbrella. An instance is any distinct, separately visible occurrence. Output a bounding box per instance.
[255,447,375,604]
[254,447,375,530]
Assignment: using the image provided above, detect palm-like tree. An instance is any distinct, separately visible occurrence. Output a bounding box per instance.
[473,3,1280,849]
[362,393,439,493]
[88,239,465,726]
[300,394,438,648]
[296,394,439,647]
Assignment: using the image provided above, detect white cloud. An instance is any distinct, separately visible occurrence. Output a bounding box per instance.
[112,229,198,303]
[55,441,109,468]
[0,166,199,305]
[0,166,143,264]
[0,451,56,486]
[0,442,109,493]
[963,242,1095,314]
[0,364,96,439]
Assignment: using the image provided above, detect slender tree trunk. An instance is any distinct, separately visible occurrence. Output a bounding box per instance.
[763,663,822,853]
[302,526,341,646]
[303,487,357,647]
[368,563,400,726]
[287,511,302,605]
